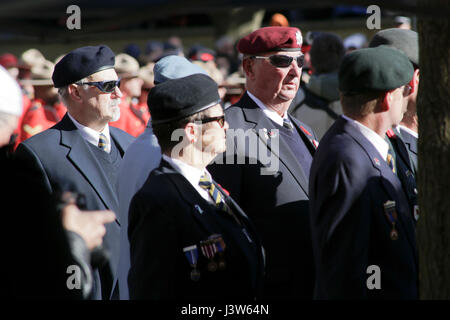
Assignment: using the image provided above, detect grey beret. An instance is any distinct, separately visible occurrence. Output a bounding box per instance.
[153,55,207,84]
[369,28,419,67]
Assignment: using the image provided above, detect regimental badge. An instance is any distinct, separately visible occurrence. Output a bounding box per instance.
[296,30,303,46]
[183,245,200,281]
[209,234,227,270]
[200,239,218,272]
[383,200,399,240]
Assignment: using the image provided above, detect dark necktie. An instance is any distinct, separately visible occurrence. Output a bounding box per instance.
[283,118,294,131]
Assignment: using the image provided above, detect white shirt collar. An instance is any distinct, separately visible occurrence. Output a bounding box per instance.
[67,112,111,153]
[397,124,418,139]
[342,115,389,161]
[162,154,213,203]
[247,91,290,127]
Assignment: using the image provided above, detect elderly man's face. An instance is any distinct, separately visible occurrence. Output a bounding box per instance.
[80,68,122,123]
[246,50,302,107]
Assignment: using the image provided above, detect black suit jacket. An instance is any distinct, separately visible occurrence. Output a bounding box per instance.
[310,117,418,299]
[15,113,134,299]
[388,129,418,223]
[208,92,318,299]
[128,159,265,300]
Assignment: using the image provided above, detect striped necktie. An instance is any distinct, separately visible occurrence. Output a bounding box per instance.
[98,133,108,151]
[199,173,243,225]
[199,173,253,242]
[386,149,396,174]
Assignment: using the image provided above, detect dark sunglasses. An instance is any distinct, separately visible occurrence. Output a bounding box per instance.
[252,54,305,68]
[198,115,225,128]
[75,79,121,93]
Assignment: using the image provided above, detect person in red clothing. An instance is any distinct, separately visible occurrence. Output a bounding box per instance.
[109,53,147,137]
[18,59,67,144]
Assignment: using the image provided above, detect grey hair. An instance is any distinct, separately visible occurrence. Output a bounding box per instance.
[57,76,92,106]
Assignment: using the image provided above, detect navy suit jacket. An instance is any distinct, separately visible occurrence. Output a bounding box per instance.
[128,159,265,299]
[208,92,318,299]
[309,116,418,299]
[15,113,134,299]
[399,127,418,175]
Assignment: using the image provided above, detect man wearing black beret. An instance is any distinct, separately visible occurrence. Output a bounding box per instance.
[127,74,265,299]
[208,26,318,299]
[15,45,135,300]
[309,46,418,299]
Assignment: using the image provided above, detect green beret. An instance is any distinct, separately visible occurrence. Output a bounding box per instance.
[339,46,414,95]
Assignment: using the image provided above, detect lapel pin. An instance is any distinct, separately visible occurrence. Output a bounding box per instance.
[194,204,204,215]
[374,158,380,166]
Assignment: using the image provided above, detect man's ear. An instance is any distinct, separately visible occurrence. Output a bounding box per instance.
[68,84,83,102]
[380,91,392,112]
[411,69,420,94]
[184,122,198,143]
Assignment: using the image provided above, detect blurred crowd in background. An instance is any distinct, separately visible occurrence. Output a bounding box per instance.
[0,12,413,150]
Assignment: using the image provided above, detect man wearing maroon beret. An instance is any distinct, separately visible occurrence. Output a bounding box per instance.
[208,26,317,299]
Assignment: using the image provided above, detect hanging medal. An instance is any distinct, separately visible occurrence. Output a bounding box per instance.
[183,245,200,281]
[209,234,227,270]
[383,200,399,240]
[200,239,218,272]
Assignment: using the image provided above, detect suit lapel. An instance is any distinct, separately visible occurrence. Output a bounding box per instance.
[400,129,418,155]
[160,160,222,236]
[240,93,311,196]
[341,118,417,255]
[389,129,414,172]
[59,115,120,218]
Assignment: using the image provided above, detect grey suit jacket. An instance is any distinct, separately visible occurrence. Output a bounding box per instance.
[15,113,134,299]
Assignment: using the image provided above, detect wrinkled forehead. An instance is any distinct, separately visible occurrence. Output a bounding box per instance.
[88,68,118,81]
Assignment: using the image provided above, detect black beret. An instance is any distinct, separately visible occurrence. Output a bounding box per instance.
[369,28,419,67]
[339,46,414,95]
[148,73,221,125]
[237,27,303,55]
[52,45,115,88]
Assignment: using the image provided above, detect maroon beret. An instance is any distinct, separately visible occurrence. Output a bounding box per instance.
[237,27,303,55]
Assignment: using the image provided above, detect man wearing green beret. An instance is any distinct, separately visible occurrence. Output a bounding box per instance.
[309,46,418,299]
[369,28,420,224]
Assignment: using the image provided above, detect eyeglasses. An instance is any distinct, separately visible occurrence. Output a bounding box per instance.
[197,115,225,128]
[75,79,121,93]
[252,54,305,68]
[403,84,412,97]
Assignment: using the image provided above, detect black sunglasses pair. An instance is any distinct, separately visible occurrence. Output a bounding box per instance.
[75,79,121,93]
[252,54,305,68]
[197,115,225,128]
